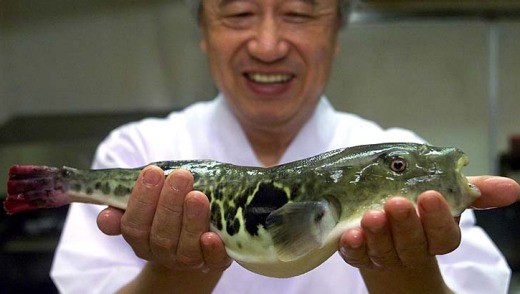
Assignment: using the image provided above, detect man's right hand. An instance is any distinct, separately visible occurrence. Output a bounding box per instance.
[96,166,232,273]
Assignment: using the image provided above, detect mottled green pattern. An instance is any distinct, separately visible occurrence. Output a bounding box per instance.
[148,143,477,243]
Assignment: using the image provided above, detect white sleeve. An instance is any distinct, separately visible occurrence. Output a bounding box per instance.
[51,125,149,293]
[438,210,511,294]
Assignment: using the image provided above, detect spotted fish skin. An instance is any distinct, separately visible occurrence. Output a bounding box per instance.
[4,143,481,278]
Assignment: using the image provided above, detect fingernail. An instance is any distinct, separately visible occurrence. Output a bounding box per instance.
[485,177,520,192]
[344,229,363,249]
[169,173,189,192]
[365,211,386,233]
[349,239,363,249]
[142,168,162,187]
[421,196,441,213]
[185,195,204,219]
[391,207,411,221]
[368,221,385,233]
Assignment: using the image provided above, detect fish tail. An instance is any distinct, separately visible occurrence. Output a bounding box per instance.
[4,165,71,214]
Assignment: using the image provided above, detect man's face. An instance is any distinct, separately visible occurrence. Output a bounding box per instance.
[200,0,341,131]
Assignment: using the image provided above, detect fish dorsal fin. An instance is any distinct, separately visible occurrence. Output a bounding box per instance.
[265,199,339,262]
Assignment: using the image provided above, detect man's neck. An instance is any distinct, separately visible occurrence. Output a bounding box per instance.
[242,124,300,167]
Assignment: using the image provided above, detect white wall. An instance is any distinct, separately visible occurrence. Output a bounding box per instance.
[326,20,520,175]
[327,21,491,174]
[1,2,214,116]
[1,2,519,175]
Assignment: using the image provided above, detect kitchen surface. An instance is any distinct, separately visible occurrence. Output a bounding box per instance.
[1,0,520,293]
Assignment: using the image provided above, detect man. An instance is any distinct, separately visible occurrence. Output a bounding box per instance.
[51,0,520,293]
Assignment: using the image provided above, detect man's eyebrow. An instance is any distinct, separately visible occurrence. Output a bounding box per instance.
[289,0,318,4]
[218,0,249,9]
[218,0,317,5]
[219,0,243,6]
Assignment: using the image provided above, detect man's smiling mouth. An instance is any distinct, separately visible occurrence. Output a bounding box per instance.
[246,73,294,84]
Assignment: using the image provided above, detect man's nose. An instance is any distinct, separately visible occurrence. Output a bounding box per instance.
[247,18,289,63]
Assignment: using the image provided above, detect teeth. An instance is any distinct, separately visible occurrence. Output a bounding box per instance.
[248,73,292,84]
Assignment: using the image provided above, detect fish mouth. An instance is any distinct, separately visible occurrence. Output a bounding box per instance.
[456,153,470,175]
[456,153,481,209]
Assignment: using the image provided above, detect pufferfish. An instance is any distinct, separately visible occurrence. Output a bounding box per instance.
[4,143,480,278]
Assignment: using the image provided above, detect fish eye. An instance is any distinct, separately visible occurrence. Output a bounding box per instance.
[61,169,72,178]
[390,157,407,173]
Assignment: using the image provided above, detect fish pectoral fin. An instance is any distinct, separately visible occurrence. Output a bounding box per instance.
[265,199,339,262]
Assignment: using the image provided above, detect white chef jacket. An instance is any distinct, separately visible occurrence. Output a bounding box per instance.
[51,95,511,293]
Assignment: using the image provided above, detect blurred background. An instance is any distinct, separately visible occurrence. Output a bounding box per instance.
[0,0,519,292]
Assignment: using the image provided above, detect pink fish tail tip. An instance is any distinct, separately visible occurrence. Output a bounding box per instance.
[4,164,71,214]
[3,191,72,215]
[9,165,56,178]
[3,195,41,215]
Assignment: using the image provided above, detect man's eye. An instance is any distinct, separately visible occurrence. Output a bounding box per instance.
[221,11,255,29]
[287,12,310,18]
[224,10,255,19]
[231,12,253,18]
[285,12,312,22]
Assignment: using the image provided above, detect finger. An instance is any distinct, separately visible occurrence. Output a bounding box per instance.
[201,232,233,272]
[97,207,124,236]
[468,176,520,209]
[418,191,461,255]
[360,210,400,269]
[150,169,194,267]
[338,228,372,269]
[176,191,211,269]
[385,197,429,267]
[121,165,164,260]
